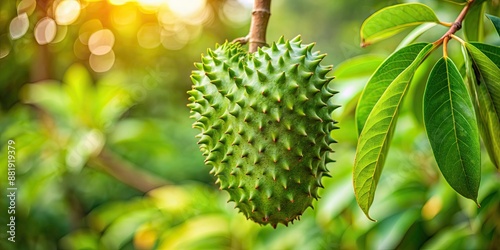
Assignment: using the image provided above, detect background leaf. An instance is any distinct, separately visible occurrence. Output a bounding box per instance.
[423,57,481,203]
[440,0,467,3]
[397,23,438,50]
[356,43,429,135]
[360,3,439,47]
[463,1,485,41]
[486,14,500,37]
[1,1,499,249]
[466,42,500,168]
[353,43,436,220]
[334,54,386,80]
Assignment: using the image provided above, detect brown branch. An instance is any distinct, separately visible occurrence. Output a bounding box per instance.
[233,0,272,53]
[90,147,170,193]
[434,0,475,47]
[248,0,271,52]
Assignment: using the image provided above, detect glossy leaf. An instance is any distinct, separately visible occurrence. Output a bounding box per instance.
[466,42,500,168]
[423,57,480,203]
[470,42,500,66]
[360,3,439,47]
[356,43,430,135]
[465,43,500,125]
[353,43,436,220]
[486,14,500,37]
[463,1,485,41]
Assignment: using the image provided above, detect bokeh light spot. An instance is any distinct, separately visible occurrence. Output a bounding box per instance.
[221,0,251,26]
[52,25,68,43]
[79,19,103,45]
[88,29,115,55]
[158,7,177,26]
[161,25,189,50]
[0,35,11,59]
[137,24,161,49]
[55,0,81,25]
[17,0,37,15]
[34,17,57,45]
[89,50,115,72]
[9,13,30,40]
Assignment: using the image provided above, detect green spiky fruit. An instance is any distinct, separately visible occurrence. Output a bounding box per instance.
[188,36,338,228]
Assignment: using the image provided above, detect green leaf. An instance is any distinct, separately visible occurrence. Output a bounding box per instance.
[465,43,500,125]
[396,23,437,50]
[465,42,500,168]
[408,59,434,126]
[64,63,93,106]
[423,57,480,203]
[420,224,474,249]
[463,1,485,41]
[360,3,440,47]
[356,43,430,135]
[333,54,385,80]
[353,43,436,220]
[470,42,500,67]
[486,14,500,37]
[440,0,467,3]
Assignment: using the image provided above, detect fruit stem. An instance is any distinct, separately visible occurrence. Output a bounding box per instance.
[443,36,449,58]
[249,0,271,52]
[233,0,272,53]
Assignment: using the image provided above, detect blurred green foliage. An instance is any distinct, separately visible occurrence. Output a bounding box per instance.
[0,0,498,249]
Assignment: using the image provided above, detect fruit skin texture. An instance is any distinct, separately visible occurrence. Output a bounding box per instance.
[188,36,338,228]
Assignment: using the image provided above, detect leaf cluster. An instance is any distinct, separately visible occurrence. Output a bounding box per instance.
[354,1,500,220]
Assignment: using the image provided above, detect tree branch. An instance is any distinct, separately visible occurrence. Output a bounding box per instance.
[248,0,271,52]
[90,147,170,193]
[233,0,272,53]
[434,0,475,47]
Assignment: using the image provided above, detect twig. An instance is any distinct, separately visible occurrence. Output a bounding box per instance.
[90,147,170,193]
[233,0,272,53]
[434,0,475,51]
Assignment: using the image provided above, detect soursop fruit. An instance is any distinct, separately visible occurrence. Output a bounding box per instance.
[188,36,338,228]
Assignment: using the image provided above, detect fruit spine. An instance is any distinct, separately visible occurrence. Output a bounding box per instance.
[188,36,338,227]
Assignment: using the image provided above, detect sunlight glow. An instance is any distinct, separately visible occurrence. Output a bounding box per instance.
[237,0,253,8]
[112,4,138,26]
[108,0,129,5]
[34,17,57,45]
[167,0,205,19]
[138,0,164,8]
[222,0,251,26]
[55,0,81,25]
